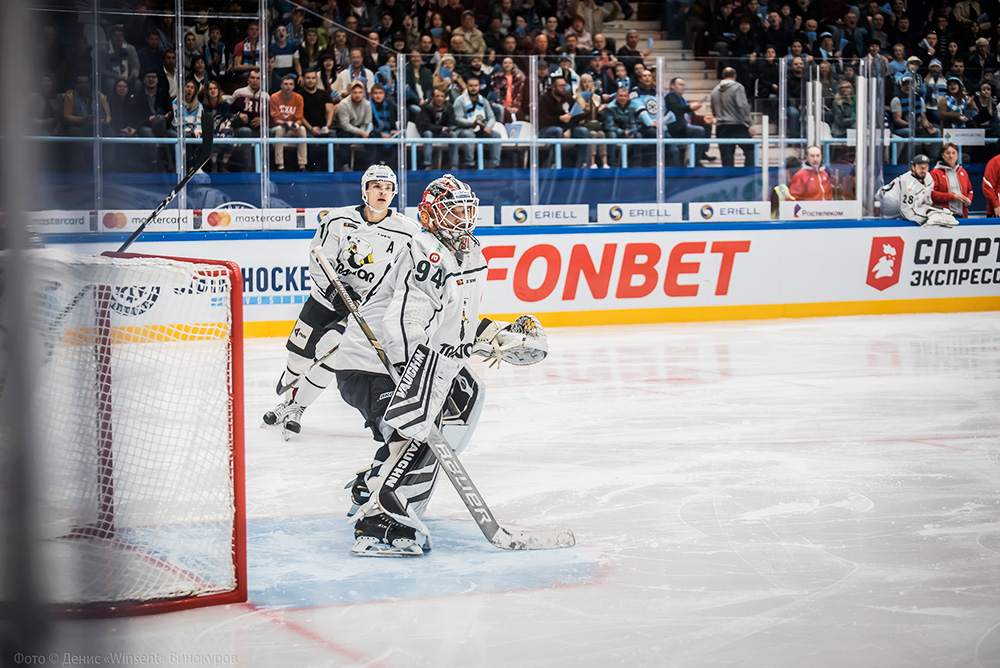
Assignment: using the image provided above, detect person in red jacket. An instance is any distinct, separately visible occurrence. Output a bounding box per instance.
[788,145,833,200]
[982,150,1000,216]
[930,142,973,217]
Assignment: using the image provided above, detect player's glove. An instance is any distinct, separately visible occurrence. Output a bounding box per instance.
[324,281,360,318]
[472,315,548,367]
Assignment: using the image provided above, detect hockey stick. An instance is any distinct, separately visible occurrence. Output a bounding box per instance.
[275,342,339,395]
[41,114,218,342]
[116,111,215,253]
[311,246,575,551]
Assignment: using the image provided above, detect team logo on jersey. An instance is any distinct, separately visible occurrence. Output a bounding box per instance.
[644,98,658,116]
[341,238,374,269]
[429,252,440,263]
[109,285,160,317]
[866,237,904,291]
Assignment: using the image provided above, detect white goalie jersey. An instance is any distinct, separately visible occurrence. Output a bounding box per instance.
[309,205,420,311]
[335,231,487,375]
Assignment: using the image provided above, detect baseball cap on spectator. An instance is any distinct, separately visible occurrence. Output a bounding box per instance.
[349,80,365,90]
[819,31,832,39]
[947,76,964,88]
[907,55,922,63]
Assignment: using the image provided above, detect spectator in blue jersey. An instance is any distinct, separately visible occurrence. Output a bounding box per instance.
[629,69,680,166]
[891,75,939,163]
[453,74,501,168]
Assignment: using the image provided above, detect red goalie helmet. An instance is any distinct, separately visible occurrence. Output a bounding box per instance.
[417,174,479,252]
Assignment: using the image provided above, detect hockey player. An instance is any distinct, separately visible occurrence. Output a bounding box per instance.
[877,154,959,227]
[262,164,419,437]
[332,174,548,557]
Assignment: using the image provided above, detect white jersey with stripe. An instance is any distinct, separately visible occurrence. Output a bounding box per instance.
[335,231,487,375]
[309,205,420,311]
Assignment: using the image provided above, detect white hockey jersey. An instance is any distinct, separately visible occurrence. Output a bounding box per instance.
[335,231,488,375]
[309,205,420,311]
[877,171,935,224]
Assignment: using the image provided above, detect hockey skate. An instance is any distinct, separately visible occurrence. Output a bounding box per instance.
[261,400,304,440]
[350,513,428,558]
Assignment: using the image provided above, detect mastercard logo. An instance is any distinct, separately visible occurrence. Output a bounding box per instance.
[609,206,623,221]
[512,208,528,223]
[206,211,231,227]
[700,205,714,219]
[102,212,127,229]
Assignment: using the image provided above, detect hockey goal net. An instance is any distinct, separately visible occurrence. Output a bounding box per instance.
[24,249,246,616]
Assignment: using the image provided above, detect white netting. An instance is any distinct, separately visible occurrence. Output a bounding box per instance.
[21,250,239,608]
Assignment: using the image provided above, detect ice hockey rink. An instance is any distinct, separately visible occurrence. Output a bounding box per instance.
[46,311,1000,668]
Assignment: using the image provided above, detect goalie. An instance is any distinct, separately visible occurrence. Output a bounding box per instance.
[333,174,548,557]
[262,165,419,438]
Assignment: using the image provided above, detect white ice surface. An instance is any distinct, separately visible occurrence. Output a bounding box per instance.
[47,312,1000,667]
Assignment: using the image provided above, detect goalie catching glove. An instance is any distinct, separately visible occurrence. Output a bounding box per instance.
[473,315,548,367]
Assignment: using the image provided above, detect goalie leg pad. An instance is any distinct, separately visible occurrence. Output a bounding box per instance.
[441,364,485,455]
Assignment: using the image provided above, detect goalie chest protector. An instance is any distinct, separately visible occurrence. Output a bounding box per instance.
[336,232,487,374]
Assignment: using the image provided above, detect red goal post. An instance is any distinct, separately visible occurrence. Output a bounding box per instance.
[31,250,246,617]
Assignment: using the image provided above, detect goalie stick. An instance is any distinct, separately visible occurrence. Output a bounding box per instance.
[310,246,575,551]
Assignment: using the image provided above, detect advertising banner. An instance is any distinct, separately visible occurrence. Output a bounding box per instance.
[688,201,770,222]
[97,209,193,233]
[596,203,684,223]
[29,210,92,234]
[778,200,863,221]
[50,221,1000,332]
[500,205,590,225]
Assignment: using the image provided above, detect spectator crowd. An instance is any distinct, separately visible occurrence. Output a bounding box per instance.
[689,0,1000,165]
[32,0,1000,174]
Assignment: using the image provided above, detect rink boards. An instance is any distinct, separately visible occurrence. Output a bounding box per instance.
[48,219,1000,335]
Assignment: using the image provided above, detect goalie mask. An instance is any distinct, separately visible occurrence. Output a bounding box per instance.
[417,174,479,253]
[361,164,398,212]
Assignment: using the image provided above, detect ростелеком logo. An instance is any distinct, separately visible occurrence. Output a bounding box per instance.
[866,236,904,291]
[700,205,714,219]
[512,207,528,223]
[793,204,803,218]
[609,206,623,221]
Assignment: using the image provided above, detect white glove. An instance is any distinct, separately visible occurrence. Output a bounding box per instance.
[473,315,548,367]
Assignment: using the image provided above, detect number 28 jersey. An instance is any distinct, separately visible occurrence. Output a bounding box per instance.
[335,231,488,375]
